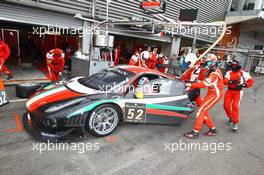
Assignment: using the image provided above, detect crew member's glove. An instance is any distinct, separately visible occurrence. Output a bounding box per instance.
[236,84,244,89]
[229,80,239,84]
[185,83,191,92]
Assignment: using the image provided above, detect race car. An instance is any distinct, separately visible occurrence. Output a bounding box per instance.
[23,66,195,142]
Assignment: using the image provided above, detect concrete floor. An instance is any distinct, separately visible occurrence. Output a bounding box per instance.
[2,66,49,85]
[0,77,264,175]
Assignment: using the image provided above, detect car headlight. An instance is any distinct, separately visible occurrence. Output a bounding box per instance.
[45,97,86,113]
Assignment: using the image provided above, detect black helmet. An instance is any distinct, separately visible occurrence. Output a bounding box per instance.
[231,60,242,72]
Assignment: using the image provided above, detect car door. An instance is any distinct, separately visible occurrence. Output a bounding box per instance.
[123,78,193,125]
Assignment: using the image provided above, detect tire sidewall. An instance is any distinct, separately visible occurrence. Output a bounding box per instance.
[87,104,121,137]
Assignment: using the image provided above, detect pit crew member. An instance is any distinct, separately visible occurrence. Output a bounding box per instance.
[180,53,206,107]
[46,48,65,82]
[129,50,140,66]
[156,52,169,73]
[223,60,254,131]
[0,40,13,80]
[184,54,224,138]
[148,48,158,69]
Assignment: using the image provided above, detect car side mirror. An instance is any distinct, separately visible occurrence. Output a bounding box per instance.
[135,91,144,99]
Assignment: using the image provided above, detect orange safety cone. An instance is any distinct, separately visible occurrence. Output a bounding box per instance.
[0,78,9,106]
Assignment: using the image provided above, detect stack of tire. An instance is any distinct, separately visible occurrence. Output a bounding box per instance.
[16,82,41,99]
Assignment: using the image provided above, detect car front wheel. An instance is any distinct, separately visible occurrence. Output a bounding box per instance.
[86,104,120,137]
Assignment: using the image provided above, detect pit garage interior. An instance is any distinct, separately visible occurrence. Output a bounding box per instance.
[1,21,80,85]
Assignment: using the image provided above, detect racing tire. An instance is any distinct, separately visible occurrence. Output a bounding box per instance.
[16,82,41,99]
[188,88,201,102]
[86,104,121,137]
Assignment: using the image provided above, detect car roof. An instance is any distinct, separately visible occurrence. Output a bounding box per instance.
[115,65,175,79]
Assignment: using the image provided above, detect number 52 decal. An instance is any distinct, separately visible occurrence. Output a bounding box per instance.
[124,103,146,123]
[0,90,8,106]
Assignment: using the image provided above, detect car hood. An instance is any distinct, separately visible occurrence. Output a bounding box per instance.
[26,85,85,112]
[26,78,102,112]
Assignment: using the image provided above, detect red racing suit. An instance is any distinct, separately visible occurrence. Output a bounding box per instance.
[129,54,148,68]
[129,55,140,66]
[46,49,65,82]
[157,57,169,73]
[148,52,157,69]
[190,68,224,132]
[181,65,206,107]
[0,41,12,77]
[114,47,121,66]
[223,70,254,124]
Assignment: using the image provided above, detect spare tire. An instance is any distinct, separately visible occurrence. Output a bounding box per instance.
[16,82,41,99]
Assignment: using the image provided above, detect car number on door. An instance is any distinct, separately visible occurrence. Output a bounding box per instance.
[124,103,146,123]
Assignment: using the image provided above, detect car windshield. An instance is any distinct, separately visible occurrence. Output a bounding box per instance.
[78,68,135,91]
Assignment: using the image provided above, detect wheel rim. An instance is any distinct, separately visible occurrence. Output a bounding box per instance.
[92,107,119,135]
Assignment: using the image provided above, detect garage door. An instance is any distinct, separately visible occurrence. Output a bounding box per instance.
[0,3,82,27]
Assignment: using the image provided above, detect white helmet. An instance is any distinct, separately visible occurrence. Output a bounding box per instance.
[141,51,150,60]
[185,53,198,67]
[206,54,218,62]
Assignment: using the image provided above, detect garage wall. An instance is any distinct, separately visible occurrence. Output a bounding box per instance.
[95,0,231,22]
[1,0,231,41]
[0,2,83,27]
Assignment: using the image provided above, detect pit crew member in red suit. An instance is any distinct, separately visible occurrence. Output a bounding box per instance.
[46,48,65,82]
[156,52,169,73]
[0,40,13,80]
[148,48,158,69]
[114,46,121,66]
[129,50,140,66]
[184,54,224,138]
[223,60,254,131]
[180,53,206,107]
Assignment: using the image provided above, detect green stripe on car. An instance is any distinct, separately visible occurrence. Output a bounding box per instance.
[147,104,192,111]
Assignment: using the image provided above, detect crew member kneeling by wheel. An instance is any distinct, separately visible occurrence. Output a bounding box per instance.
[184,54,224,138]
[46,48,65,82]
[223,60,254,131]
[180,53,206,107]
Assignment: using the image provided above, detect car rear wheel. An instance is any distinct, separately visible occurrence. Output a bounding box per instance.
[86,104,120,137]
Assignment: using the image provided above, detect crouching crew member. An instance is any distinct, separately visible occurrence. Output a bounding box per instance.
[46,48,65,82]
[223,60,254,131]
[0,40,13,80]
[184,54,224,138]
[180,53,206,107]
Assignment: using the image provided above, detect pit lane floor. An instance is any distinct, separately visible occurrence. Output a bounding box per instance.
[0,78,264,175]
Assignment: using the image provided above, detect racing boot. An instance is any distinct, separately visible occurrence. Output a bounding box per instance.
[226,118,232,126]
[184,130,199,139]
[203,127,217,136]
[232,123,238,131]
